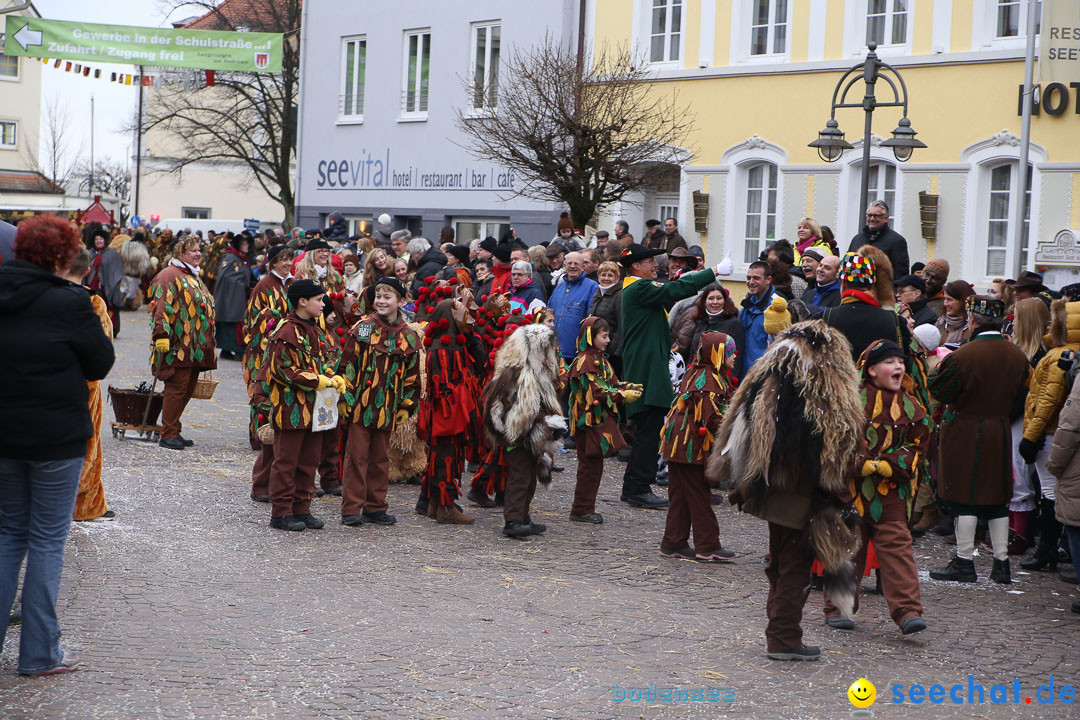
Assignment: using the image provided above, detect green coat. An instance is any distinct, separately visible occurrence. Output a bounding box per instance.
[620,270,718,416]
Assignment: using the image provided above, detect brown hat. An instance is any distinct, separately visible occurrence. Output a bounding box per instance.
[557,212,574,233]
[923,258,950,280]
[1013,270,1047,292]
[668,247,690,259]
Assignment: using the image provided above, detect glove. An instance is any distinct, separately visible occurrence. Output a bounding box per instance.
[316,375,335,392]
[715,257,734,276]
[154,338,170,354]
[1018,437,1041,464]
[762,296,791,335]
[393,409,410,426]
[330,375,347,394]
[861,459,893,478]
[620,388,642,403]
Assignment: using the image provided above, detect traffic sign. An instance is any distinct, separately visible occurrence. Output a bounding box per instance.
[2,16,282,73]
[243,218,260,233]
[130,215,142,227]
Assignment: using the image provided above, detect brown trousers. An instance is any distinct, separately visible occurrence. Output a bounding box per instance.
[341,423,390,516]
[662,462,720,554]
[765,522,815,654]
[318,426,342,490]
[823,497,923,626]
[571,452,604,516]
[251,441,273,497]
[161,367,200,439]
[268,428,322,518]
[504,446,538,525]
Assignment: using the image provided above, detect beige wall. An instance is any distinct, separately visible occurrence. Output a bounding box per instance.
[138,159,284,223]
[0,53,43,172]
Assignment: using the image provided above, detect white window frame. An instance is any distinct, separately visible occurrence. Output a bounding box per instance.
[401,29,431,121]
[747,0,791,60]
[740,162,779,264]
[865,162,897,221]
[0,119,17,149]
[974,0,1041,50]
[453,218,510,247]
[0,42,20,82]
[846,0,912,57]
[836,144,906,242]
[469,21,501,115]
[181,206,211,220]
[642,0,685,67]
[982,162,1033,278]
[338,35,367,124]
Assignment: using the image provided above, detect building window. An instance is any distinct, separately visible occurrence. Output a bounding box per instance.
[985,163,1032,276]
[454,218,510,246]
[403,30,431,117]
[340,36,367,119]
[750,0,788,56]
[743,162,778,262]
[659,205,679,223]
[181,207,211,220]
[866,0,909,46]
[0,47,18,80]
[471,22,500,112]
[995,0,1041,38]
[0,120,16,149]
[650,0,683,63]
[866,162,896,219]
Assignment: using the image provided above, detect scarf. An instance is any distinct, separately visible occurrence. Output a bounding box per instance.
[315,263,328,279]
[840,289,879,307]
[169,257,199,275]
[939,313,967,344]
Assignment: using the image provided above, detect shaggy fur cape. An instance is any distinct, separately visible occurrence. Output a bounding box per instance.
[482,324,566,485]
[707,320,864,618]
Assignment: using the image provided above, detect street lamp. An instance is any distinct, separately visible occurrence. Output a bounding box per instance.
[808,42,926,233]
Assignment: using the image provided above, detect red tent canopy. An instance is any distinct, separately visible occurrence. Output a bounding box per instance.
[75,196,116,226]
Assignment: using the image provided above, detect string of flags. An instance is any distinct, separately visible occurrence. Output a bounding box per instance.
[31,56,217,88]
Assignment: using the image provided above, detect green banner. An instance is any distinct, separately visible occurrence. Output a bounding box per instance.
[3,16,281,73]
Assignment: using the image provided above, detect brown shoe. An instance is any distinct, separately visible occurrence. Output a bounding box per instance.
[427,499,438,519]
[911,505,943,533]
[437,505,474,525]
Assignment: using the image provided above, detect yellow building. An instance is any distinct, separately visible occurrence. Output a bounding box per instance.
[590,0,1080,289]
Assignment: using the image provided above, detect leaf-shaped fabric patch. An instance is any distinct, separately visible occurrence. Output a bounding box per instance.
[902,395,916,419]
[869,496,883,522]
[872,391,883,419]
[363,405,374,427]
[290,404,301,428]
[866,424,879,449]
[861,477,875,500]
[686,440,694,463]
[695,371,706,390]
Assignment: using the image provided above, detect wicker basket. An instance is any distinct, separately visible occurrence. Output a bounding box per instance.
[191,371,219,400]
[256,423,275,445]
[108,385,164,425]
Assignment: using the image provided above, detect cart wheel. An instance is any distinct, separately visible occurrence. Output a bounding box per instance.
[118,429,126,439]
[111,426,118,438]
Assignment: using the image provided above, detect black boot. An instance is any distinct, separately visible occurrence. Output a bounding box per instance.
[1021,498,1061,571]
[990,558,1011,584]
[929,556,977,583]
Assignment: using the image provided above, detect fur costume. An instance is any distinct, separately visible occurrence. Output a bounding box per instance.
[707,320,864,618]
[483,323,566,486]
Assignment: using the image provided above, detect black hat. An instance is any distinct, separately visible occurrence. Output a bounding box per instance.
[448,244,471,265]
[492,243,513,263]
[617,242,665,267]
[374,276,407,298]
[305,238,331,252]
[479,236,497,253]
[894,274,926,293]
[802,247,826,263]
[861,339,906,369]
[229,235,248,251]
[287,278,325,304]
[965,295,1006,319]
[265,244,290,266]
[645,218,661,228]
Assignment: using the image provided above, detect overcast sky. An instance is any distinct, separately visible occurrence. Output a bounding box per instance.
[34,0,187,167]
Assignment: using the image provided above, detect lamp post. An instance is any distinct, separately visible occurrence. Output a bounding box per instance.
[808,42,925,236]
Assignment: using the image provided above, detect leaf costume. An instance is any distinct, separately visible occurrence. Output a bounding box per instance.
[338,312,421,431]
[661,332,737,466]
[566,317,629,458]
[243,272,292,388]
[147,260,217,380]
[200,234,228,292]
[264,313,329,431]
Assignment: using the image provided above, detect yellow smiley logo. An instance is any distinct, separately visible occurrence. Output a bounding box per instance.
[848,678,877,708]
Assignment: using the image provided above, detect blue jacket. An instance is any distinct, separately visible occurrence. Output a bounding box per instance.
[809,279,841,310]
[548,273,599,358]
[740,288,778,371]
[509,279,546,308]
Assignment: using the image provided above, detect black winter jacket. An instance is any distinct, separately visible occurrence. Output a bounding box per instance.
[588,284,623,357]
[0,260,115,460]
[822,298,911,365]
[409,248,448,296]
[847,224,910,277]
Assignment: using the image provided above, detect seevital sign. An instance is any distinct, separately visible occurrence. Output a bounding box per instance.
[2,16,281,73]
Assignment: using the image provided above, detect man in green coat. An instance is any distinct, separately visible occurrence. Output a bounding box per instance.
[619,243,733,508]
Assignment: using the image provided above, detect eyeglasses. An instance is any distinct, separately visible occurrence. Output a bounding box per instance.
[866,213,887,219]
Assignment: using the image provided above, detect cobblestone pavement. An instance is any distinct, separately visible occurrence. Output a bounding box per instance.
[1,311,1078,720]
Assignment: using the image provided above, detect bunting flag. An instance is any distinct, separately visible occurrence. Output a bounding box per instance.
[37,56,214,90]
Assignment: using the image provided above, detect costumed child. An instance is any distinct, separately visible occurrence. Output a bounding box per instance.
[314,300,345,497]
[483,323,567,538]
[243,244,293,453]
[337,276,421,526]
[565,317,641,523]
[264,279,346,531]
[660,331,737,562]
[420,295,483,524]
[823,339,930,635]
[709,321,862,661]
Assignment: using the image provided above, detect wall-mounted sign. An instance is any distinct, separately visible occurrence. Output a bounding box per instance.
[1034,229,1080,267]
[3,16,282,73]
[313,149,517,192]
[1040,0,1080,84]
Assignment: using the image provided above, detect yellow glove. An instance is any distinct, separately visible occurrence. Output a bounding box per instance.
[762,296,791,336]
[620,388,642,403]
[394,409,410,426]
[316,375,334,391]
[861,459,893,478]
[331,375,347,394]
[154,338,170,354]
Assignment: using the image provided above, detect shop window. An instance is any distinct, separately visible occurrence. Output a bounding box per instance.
[750,0,789,56]
[402,30,431,118]
[649,0,683,64]
[471,22,500,112]
[340,36,367,120]
[866,0,909,47]
[743,162,778,263]
[0,120,17,149]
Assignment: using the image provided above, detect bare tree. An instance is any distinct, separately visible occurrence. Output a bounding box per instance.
[455,37,694,231]
[36,93,79,189]
[140,0,300,228]
[73,160,132,199]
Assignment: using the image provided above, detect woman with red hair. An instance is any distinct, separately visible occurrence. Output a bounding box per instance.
[0,214,115,675]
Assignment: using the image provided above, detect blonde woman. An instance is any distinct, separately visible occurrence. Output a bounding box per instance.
[794,216,834,262]
[294,239,344,292]
[362,248,393,289]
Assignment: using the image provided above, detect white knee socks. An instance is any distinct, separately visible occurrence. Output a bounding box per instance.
[955,515,977,560]
[988,516,1010,561]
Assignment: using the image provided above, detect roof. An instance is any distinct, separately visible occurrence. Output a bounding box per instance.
[0,170,64,194]
[183,0,291,32]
